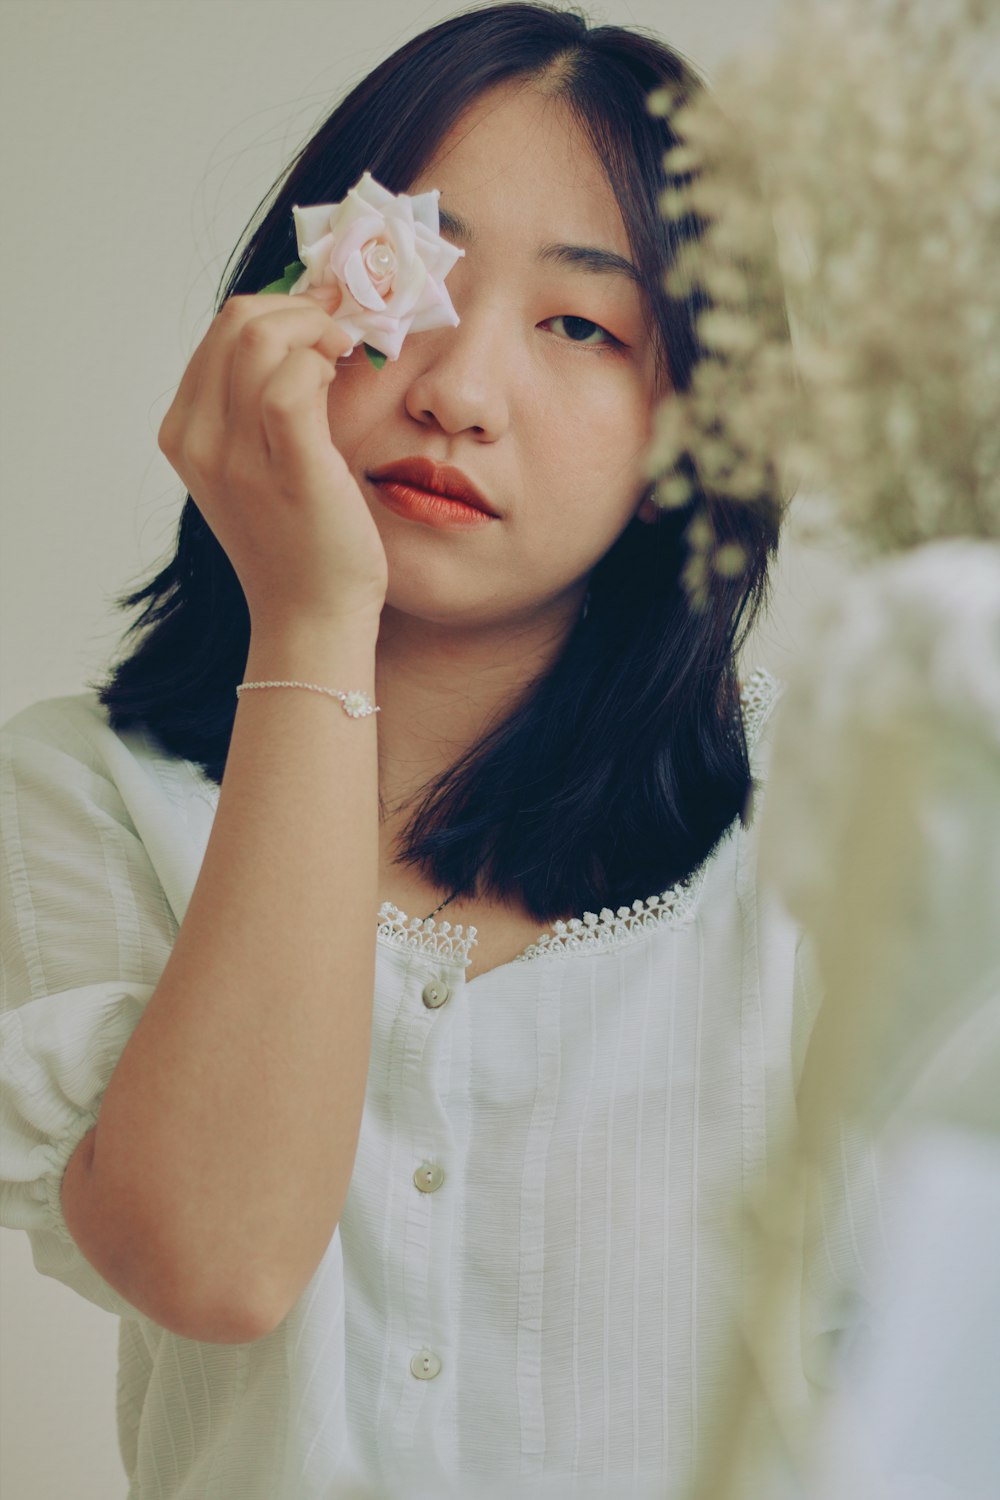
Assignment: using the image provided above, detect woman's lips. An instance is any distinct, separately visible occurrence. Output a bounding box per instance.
[371,479,497,529]
[367,456,498,515]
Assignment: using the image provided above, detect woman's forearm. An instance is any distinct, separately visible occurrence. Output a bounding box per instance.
[61,614,382,1342]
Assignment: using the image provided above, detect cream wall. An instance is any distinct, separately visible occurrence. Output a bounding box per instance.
[0,2,838,1496]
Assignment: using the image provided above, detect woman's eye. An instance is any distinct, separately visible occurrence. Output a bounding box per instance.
[546,315,621,350]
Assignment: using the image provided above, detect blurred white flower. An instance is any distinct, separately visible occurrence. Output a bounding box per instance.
[648,0,1000,602]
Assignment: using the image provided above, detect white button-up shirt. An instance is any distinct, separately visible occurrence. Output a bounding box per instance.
[0,669,882,1499]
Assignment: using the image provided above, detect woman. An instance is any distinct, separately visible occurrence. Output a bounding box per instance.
[0,6,822,1498]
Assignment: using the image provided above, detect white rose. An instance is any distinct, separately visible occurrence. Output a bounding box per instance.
[288,172,464,362]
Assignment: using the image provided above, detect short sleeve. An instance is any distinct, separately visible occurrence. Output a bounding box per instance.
[1,703,179,1316]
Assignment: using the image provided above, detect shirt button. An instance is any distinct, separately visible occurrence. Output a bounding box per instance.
[421,979,450,1009]
[410,1349,442,1380]
[413,1161,445,1193]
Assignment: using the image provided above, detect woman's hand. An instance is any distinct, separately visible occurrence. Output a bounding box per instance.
[158,293,389,631]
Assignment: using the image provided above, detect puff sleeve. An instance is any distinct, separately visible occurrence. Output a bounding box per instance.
[0,698,187,1317]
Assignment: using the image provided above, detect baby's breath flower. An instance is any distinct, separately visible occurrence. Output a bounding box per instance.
[657,187,689,220]
[646,85,680,117]
[649,0,1000,603]
[712,543,748,577]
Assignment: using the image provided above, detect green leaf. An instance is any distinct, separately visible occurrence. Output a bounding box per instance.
[364,344,388,370]
[258,261,306,296]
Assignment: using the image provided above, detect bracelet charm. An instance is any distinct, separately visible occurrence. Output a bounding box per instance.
[235,680,380,717]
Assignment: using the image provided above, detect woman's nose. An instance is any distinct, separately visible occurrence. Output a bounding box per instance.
[403,305,511,442]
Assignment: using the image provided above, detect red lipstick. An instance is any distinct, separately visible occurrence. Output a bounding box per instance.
[368,456,499,526]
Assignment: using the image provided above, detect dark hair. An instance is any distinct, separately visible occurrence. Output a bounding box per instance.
[96,1,786,923]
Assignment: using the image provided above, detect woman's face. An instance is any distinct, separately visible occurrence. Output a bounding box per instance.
[326,82,661,630]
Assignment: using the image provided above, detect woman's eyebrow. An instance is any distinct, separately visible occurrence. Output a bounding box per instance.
[438,206,642,286]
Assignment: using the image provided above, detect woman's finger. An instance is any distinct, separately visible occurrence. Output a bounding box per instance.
[257,345,342,483]
[161,295,350,460]
[157,313,224,459]
[158,296,273,459]
[225,302,354,445]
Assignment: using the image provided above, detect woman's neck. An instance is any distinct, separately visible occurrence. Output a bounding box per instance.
[372,592,583,820]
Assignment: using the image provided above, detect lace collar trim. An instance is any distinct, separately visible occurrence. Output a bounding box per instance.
[376,667,782,971]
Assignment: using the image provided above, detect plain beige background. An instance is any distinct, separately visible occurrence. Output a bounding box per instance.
[0,2,842,1495]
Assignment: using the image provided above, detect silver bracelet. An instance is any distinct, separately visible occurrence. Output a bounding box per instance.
[236,680,380,718]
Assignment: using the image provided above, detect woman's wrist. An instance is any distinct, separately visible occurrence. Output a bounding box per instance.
[245,610,381,683]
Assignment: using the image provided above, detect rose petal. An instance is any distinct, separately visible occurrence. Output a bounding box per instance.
[329,307,366,346]
[327,191,380,249]
[343,248,388,311]
[407,291,461,335]
[416,224,464,275]
[298,230,339,285]
[381,257,427,319]
[361,314,410,362]
[353,172,398,215]
[292,203,336,250]
[342,183,390,233]
[332,282,372,321]
[408,188,442,233]
[400,264,452,326]
[389,215,416,267]
[326,215,383,272]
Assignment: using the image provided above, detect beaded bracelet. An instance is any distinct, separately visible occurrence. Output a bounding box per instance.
[235,680,380,718]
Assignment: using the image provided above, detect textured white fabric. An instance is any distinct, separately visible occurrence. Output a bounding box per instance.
[0,667,880,1500]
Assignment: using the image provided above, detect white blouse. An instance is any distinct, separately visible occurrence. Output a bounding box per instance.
[0,667,882,1500]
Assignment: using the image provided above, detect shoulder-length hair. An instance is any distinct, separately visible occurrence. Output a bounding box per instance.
[97,1,786,923]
